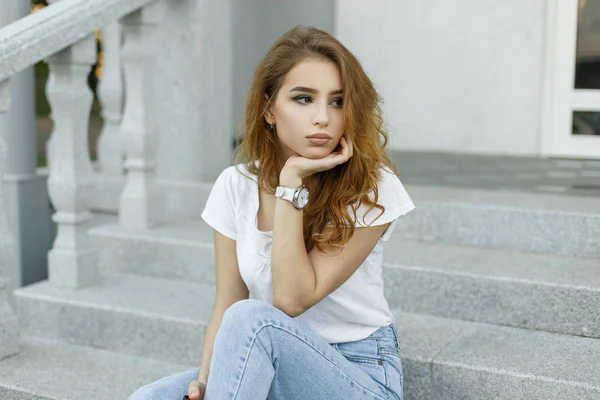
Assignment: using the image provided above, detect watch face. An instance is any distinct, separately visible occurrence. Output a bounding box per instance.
[296,187,309,208]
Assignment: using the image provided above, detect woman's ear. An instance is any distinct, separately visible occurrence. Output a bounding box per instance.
[263,93,275,125]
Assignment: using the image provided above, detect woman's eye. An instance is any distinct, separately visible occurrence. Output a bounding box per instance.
[294,96,312,104]
[293,96,343,108]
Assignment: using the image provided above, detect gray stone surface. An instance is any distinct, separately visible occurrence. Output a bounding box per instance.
[394,312,474,400]
[0,79,22,361]
[94,150,600,215]
[155,0,232,221]
[89,220,215,283]
[402,183,600,213]
[88,210,600,338]
[430,321,600,399]
[119,3,165,230]
[393,311,600,400]
[91,170,126,212]
[96,21,124,176]
[89,183,600,282]
[158,180,212,222]
[389,151,600,198]
[10,268,600,399]
[14,272,214,365]
[64,169,210,217]
[392,185,600,258]
[0,288,21,362]
[45,34,99,289]
[0,336,193,400]
[383,238,600,338]
[0,0,157,81]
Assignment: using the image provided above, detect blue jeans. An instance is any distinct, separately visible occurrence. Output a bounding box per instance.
[129,299,403,399]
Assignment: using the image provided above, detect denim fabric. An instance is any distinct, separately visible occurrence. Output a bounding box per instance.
[128,299,403,400]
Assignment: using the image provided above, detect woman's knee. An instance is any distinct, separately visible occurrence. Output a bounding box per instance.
[221,299,288,331]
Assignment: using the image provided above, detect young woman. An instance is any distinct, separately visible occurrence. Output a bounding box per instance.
[129,25,415,400]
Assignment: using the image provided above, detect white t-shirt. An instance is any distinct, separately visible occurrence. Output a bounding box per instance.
[201,162,415,343]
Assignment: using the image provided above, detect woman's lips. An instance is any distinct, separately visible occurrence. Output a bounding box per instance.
[307,137,331,145]
[306,134,331,145]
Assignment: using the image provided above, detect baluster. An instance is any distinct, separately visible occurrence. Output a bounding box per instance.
[0,79,22,360]
[97,22,124,175]
[119,1,165,229]
[45,0,60,171]
[45,36,99,289]
[45,74,56,170]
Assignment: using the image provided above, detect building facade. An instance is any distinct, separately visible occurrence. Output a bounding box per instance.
[234,0,600,159]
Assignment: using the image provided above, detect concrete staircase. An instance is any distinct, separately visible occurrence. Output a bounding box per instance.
[4,183,600,399]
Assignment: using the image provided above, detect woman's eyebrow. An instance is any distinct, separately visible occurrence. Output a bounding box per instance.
[289,86,343,95]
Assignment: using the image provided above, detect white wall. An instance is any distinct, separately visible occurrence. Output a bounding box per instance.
[335,0,547,155]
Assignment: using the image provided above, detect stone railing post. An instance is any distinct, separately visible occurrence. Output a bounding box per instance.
[0,79,22,360]
[45,0,61,171]
[45,35,99,289]
[97,22,124,175]
[45,74,56,170]
[119,1,164,229]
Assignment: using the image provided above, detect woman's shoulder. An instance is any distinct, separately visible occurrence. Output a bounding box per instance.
[374,164,403,189]
[217,162,258,183]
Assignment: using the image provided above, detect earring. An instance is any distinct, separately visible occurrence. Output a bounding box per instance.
[269,123,274,130]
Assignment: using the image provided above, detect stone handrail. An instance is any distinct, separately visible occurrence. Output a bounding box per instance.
[0,0,156,82]
[0,0,168,361]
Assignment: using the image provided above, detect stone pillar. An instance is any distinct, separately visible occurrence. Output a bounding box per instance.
[2,0,53,305]
[97,22,124,176]
[118,1,165,229]
[0,79,22,360]
[154,0,232,221]
[45,35,99,289]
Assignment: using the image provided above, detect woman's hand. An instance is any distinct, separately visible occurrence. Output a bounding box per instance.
[185,380,206,400]
[281,135,353,182]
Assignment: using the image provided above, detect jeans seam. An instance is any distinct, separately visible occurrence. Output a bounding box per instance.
[389,324,401,350]
[232,321,388,400]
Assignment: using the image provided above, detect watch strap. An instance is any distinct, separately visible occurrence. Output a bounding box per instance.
[275,186,296,202]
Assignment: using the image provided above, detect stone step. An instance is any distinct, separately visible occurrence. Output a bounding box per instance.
[89,219,600,338]
[14,272,214,366]
[88,184,600,271]
[89,219,216,284]
[0,336,193,400]
[12,273,600,399]
[395,185,600,258]
[395,311,600,400]
[383,239,600,338]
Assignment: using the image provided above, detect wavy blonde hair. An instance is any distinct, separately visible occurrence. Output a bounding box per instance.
[234,25,397,253]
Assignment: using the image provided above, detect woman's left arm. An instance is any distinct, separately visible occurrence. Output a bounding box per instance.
[271,137,388,317]
[271,187,388,317]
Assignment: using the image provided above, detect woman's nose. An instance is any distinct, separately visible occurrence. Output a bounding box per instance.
[313,103,329,127]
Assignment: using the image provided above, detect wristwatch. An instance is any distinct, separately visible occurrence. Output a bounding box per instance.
[275,185,310,209]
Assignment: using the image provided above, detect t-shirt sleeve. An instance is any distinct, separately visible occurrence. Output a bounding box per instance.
[350,167,415,242]
[201,166,238,240]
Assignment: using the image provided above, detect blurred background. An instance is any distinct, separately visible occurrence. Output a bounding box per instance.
[24,0,600,180]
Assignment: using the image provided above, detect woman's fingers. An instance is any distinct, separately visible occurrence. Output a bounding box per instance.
[334,136,353,164]
[187,380,206,400]
[281,135,353,177]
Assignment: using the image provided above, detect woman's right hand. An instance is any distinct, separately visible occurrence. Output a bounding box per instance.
[186,380,207,400]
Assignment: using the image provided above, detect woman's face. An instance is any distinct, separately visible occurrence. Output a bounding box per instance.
[265,58,345,162]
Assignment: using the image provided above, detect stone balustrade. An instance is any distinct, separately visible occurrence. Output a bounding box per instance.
[0,0,170,357]
[0,80,21,361]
